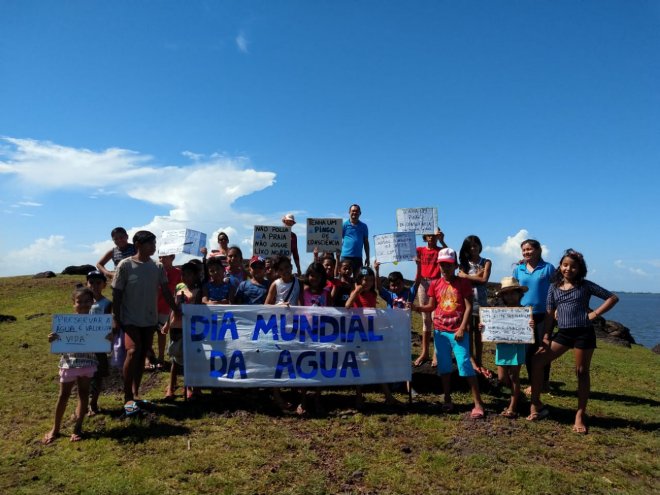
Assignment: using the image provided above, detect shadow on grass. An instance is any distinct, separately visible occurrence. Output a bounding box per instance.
[547,388,660,408]
[535,404,660,432]
[94,420,191,444]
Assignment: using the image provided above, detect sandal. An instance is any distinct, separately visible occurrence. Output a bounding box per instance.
[70,432,83,442]
[501,409,518,419]
[42,432,59,445]
[526,406,550,421]
[470,407,485,419]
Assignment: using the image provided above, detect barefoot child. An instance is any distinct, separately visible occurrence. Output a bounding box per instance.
[413,248,486,418]
[484,277,533,418]
[44,287,105,444]
[528,249,618,434]
[86,270,112,416]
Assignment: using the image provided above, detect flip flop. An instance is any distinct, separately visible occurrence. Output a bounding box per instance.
[500,409,518,419]
[42,432,59,445]
[413,357,428,367]
[526,407,550,421]
[70,432,83,442]
[470,407,485,419]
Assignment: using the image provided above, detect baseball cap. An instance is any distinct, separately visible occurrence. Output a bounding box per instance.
[249,255,266,266]
[437,248,457,264]
[86,270,107,282]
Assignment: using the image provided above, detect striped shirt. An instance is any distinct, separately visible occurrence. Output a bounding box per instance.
[546,280,613,329]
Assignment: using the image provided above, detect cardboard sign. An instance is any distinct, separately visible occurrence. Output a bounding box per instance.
[396,207,438,235]
[306,218,343,253]
[253,225,291,256]
[479,307,534,344]
[159,229,207,256]
[182,304,412,387]
[50,314,112,353]
[373,232,417,263]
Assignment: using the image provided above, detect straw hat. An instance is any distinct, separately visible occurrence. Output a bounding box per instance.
[497,277,528,296]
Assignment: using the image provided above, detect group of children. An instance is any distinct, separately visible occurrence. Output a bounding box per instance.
[44,226,619,443]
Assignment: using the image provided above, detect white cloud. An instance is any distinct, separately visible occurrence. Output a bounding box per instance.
[236,32,249,53]
[0,137,280,276]
[613,259,649,277]
[17,201,42,207]
[0,235,89,275]
[483,229,551,281]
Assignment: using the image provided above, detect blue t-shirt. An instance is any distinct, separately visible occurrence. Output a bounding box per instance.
[378,286,415,309]
[512,260,555,314]
[205,281,231,302]
[235,279,270,305]
[341,220,368,258]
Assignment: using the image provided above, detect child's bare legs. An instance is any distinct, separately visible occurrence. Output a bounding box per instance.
[380,384,401,405]
[44,381,75,443]
[166,362,179,398]
[156,332,167,365]
[440,373,452,408]
[88,375,102,415]
[123,326,153,403]
[529,342,569,417]
[465,376,484,413]
[574,348,594,432]
[414,281,436,366]
[272,388,290,412]
[72,377,91,441]
[355,386,365,409]
[504,366,521,414]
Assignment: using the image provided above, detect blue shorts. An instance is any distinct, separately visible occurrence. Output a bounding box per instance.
[433,330,475,377]
[495,343,526,366]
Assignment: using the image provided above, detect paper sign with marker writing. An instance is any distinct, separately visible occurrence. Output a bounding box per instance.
[159,229,207,256]
[50,314,112,353]
[306,218,343,253]
[182,304,412,387]
[395,207,438,235]
[479,307,534,344]
[253,225,291,256]
[373,232,417,263]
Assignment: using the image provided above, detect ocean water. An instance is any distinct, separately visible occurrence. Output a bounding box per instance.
[606,292,660,349]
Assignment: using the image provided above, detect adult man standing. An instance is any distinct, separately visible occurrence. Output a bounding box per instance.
[341,204,370,276]
[112,230,179,408]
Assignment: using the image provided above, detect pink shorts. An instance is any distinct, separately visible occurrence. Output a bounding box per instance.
[59,366,97,383]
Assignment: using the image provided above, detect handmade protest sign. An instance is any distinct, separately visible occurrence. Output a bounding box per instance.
[182,304,411,387]
[306,218,342,253]
[50,314,112,353]
[479,307,534,344]
[395,207,438,235]
[373,232,417,263]
[159,229,207,256]
[253,225,291,256]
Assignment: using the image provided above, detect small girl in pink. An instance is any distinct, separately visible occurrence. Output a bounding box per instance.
[43,287,100,444]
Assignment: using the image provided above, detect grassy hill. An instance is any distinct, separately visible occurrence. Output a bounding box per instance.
[0,275,658,495]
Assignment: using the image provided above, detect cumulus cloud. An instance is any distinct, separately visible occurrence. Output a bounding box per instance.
[0,235,89,275]
[0,137,281,275]
[483,229,550,280]
[235,32,249,53]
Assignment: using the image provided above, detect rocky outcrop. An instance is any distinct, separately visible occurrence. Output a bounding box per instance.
[0,315,17,323]
[61,264,96,276]
[591,316,636,347]
[33,271,56,279]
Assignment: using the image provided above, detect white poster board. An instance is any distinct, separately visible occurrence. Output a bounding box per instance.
[396,207,438,235]
[479,307,534,344]
[182,304,412,387]
[253,225,291,256]
[306,218,343,253]
[159,229,207,256]
[373,232,417,263]
[50,314,112,353]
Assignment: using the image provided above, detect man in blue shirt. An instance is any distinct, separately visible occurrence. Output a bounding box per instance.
[341,204,370,276]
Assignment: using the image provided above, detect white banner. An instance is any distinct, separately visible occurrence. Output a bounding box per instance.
[306,218,343,253]
[396,207,438,235]
[373,232,417,263]
[182,304,412,387]
[50,314,112,353]
[479,307,534,344]
[159,229,207,256]
[253,225,291,257]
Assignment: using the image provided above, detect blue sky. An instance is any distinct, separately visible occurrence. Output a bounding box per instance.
[1,1,659,292]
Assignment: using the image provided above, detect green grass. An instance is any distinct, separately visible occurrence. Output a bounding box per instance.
[0,275,658,494]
